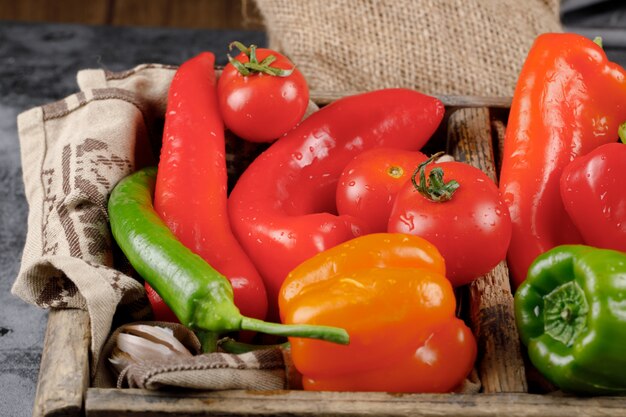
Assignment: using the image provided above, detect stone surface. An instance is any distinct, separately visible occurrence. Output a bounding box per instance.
[0,19,265,417]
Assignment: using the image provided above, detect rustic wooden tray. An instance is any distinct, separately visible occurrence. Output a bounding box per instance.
[31,94,626,417]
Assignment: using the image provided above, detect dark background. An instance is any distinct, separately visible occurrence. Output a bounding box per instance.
[1,1,625,416]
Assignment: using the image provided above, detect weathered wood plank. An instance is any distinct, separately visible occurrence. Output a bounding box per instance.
[0,0,110,25]
[32,308,90,417]
[0,0,264,29]
[446,107,527,393]
[85,388,626,417]
[110,0,263,29]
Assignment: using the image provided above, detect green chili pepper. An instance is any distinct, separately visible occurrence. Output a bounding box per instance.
[108,167,349,346]
[515,245,626,395]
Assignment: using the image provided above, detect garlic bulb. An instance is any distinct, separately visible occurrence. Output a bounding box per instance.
[109,324,192,373]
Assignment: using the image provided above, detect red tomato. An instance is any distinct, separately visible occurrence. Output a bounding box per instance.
[388,158,512,286]
[217,43,309,143]
[336,148,428,232]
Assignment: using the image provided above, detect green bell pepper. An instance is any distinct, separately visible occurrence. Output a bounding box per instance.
[514,245,626,395]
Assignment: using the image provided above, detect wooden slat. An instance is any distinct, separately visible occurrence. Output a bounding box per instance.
[85,388,626,417]
[446,107,527,393]
[0,0,264,29]
[0,0,110,25]
[33,308,91,417]
[109,0,263,29]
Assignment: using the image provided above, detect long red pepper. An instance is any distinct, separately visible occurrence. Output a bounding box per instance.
[154,52,268,321]
[499,33,626,287]
[228,89,444,321]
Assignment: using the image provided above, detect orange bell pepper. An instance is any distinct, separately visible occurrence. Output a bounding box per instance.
[279,233,477,393]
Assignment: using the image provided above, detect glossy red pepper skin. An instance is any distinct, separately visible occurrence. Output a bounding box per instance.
[499,33,626,287]
[144,282,179,322]
[560,142,626,252]
[154,52,268,322]
[229,89,444,320]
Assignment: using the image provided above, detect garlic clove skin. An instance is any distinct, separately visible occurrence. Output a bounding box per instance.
[109,324,193,373]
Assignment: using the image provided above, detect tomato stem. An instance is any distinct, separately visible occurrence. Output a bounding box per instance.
[227,41,295,77]
[411,152,459,202]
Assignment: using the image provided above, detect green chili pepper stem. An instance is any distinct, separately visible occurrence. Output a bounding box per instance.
[410,151,460,202]
[240,317,349,345]
[196,330,220,353]
[218,337,290,354]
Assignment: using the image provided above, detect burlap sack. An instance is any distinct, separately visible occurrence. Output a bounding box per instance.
[254,0,562,97]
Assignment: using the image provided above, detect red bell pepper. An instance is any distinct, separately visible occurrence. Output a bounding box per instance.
[228,89,444,320]
[560,141,626,252]
[153,52,268,322]
[499,33,626,287]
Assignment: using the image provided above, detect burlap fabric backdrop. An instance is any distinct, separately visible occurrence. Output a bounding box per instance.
[254,0,562,97]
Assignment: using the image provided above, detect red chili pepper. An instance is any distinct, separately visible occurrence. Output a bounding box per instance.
[499,33,626,287]
[144,282,179,322]
[153,52,268,322]
[228,89,444,320]
[560,141,626,252]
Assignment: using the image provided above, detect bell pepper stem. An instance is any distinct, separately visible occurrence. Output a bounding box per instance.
[240,317,349,345]
[593,36,603,48]
[543,281,588,347]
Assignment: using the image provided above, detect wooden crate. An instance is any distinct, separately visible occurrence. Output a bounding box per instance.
[31,95,626,417]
